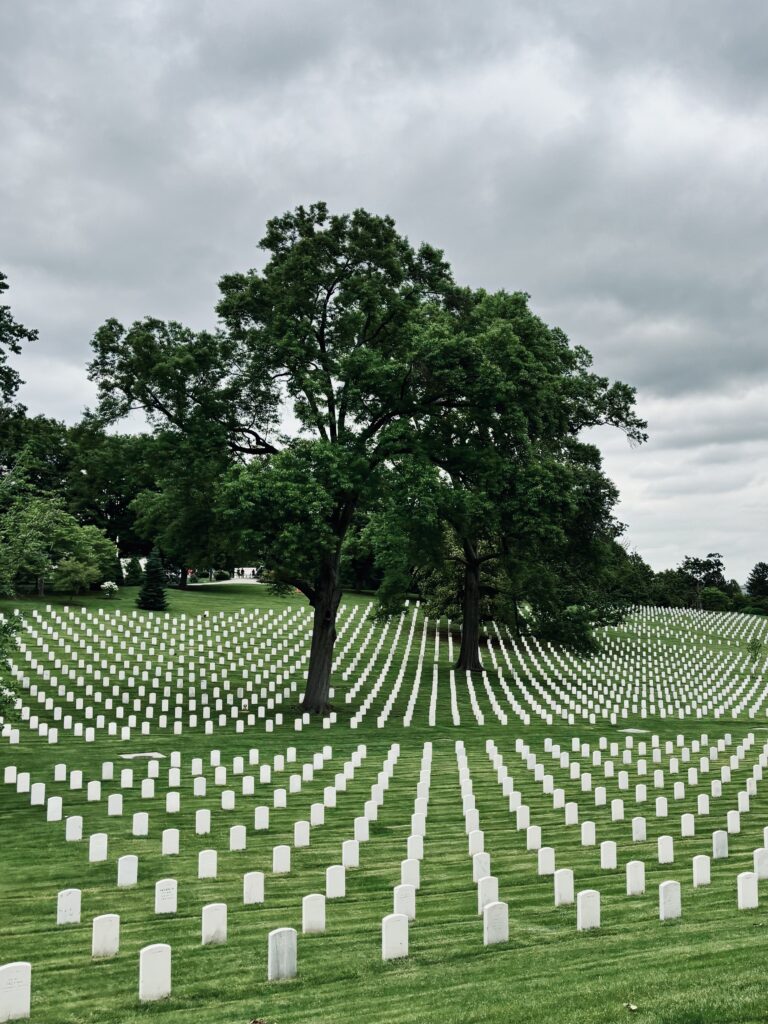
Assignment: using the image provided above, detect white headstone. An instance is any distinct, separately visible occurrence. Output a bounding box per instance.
[0,962,31,1022]
[483,901,509,945]
[56,888,81,925]
[326,864,345,899]
[382,913,408,960]
[477,875,499,914]
[117,854,138,888]
[693,854,711,887]
[202,903,227,945]
[473,852,491,882]
[198,850,217,879]
[139,943,171,1002]
[658,835,674,864]
[754,847,768,880]
[65,816,82,842]
[600,840,617,870]
[554,867,574,906]
[394,883,416,920]
[401,858,420,889]
[576,889,600,930]
[302,893,326,934]
[88,833,108,863]
[243,870,265,905]
[538,847,555,876]
[713,830,728,859]
[267,927,297,980]
[154,878,178,914]
[92,914,120,958]
[659,875,682,923]
[272,845,291,874]
[737,871,758,910]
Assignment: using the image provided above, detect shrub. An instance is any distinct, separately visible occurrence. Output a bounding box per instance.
[213,569,230,581]
[125,556,144,587]
[101,581,119,599]
[701,587,731,611]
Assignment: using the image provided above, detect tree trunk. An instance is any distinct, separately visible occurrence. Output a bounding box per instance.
[301,559,343,715]
[37,576,45,597]
[456,546,483,672]
[178,568,188,590]
[511,596,521,638]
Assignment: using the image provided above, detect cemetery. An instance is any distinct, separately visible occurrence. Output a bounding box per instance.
[2,586,768,1023]
[3,9,768,1019]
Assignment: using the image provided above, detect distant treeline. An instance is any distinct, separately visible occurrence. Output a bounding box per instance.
[601,550,768,617]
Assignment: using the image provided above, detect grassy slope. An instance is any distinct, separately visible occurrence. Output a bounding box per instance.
[0,587,766,1024]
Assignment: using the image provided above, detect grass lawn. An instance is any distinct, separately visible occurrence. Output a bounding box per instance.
[1,587,767,1024]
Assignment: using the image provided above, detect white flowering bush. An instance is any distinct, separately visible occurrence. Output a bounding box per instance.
[101,581,119,599]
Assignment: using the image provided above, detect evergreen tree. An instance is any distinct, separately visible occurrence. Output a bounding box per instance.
[746,562,768,599]
[136,548,167,611]
[125,556,144,586]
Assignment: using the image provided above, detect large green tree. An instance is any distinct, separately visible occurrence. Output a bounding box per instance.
[92,202,468,712]
[367,289,645,667]
[0,411,158,555]
[679,553,727,609]
[130,424,235,585]
[0,494,118,597]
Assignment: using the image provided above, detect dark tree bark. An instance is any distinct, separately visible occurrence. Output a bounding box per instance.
[301,556,343,714]
[456,541,484,672]
[511,595,521,638]
[178,568,188,590]
[299,502,357,714]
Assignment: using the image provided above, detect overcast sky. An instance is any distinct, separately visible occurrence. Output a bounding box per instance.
[2,1,766,583]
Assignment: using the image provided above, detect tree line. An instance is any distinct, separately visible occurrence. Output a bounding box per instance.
[1,205,763,714]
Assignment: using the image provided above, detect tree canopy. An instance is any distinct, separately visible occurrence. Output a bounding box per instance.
[0,271,37,407]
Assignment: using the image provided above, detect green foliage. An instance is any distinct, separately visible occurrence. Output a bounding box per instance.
[700,586,730,611]
[681,553,726,589]
[0,612,21,721]
[0,495,117,596]
[367,286,646,662]
[0,271,37,407]
[651,568,695,608]
[747,562,768,599]
[53,556,100,596]
[136,548,167,611]
[650,556,754,613]
[0,410,159,554]
[111,552,124,585]
[129,425,234,577]
[745,635,766,665]
[124,556,144,586]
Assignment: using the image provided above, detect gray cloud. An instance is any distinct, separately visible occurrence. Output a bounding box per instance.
[2,0,767,582]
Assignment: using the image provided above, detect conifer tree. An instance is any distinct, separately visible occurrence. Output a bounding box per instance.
[136,548,167,611]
